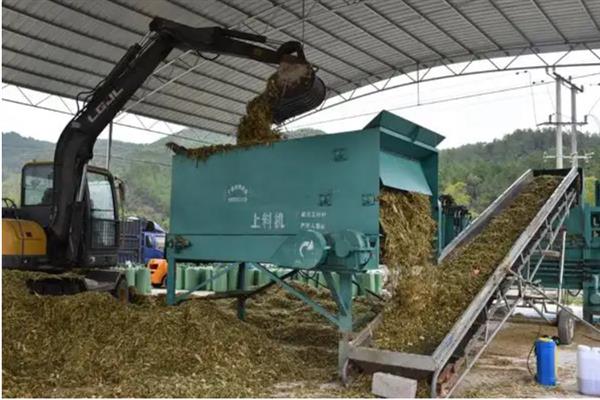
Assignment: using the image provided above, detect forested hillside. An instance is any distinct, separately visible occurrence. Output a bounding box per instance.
[3,127,599,228]
[440,128,600,212]
[1,129,219,228]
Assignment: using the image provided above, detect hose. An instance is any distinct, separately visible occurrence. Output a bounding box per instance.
[526,326,543,379]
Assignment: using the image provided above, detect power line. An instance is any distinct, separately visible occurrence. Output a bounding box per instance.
[527,72,538,126]
[589,95,600,115]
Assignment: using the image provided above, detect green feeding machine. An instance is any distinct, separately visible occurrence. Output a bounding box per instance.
[536,179,600,322]
[166,111,443,332]
[439,194,471,250]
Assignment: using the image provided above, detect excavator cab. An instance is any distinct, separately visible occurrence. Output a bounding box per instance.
[3,161,120,269]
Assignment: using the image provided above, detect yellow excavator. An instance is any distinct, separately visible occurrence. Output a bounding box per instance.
[2,16,325,299]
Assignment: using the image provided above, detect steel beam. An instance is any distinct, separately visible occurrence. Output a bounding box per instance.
[286,54,600,126]
[2,22,256,108]
[272,0,391,80]
[2,87,234,146]
[486,0,534,46]
[440,0,503,52]
[205,0,360,86]
[577,0,600,33]
[530,0,569,43]
[314,1,420,66]
[400,0,477,56]
[105,0,269,83]
[363,3,452,63]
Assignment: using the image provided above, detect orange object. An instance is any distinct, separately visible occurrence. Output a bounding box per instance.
[147,258,168,287]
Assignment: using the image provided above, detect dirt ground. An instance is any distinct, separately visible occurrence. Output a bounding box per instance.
[453,317,600,398]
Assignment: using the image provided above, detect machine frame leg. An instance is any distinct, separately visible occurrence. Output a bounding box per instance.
[237,262,247,320]
[166,255,177,305]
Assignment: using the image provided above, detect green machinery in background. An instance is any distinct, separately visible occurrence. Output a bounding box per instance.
[536,179,600,322]
[165,111,443,332]
[439,194,471,250]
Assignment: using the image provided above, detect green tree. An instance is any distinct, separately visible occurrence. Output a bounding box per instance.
[443,181,471,206]
[584,176,597,206]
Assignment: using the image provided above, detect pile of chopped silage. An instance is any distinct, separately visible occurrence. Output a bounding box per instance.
[238,281,380,349]
[375,175,561,355]
[214,281,380,398]
[1,271,335,398]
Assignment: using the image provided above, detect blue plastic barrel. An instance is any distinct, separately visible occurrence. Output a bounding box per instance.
[535,337,557,386]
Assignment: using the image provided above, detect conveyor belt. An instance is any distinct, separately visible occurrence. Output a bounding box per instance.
[342,168,585,397]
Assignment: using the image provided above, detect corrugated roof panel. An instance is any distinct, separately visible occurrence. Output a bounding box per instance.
[377,2,470,57]
[456,1,526,47]
[2,0,599,135]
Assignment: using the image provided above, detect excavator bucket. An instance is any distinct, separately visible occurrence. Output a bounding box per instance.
[272,56,326,124]
[26,270,130,302]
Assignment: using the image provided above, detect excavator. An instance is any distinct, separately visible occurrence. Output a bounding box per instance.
[1,17,326,301]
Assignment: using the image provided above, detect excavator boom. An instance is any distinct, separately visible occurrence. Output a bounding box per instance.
[49,17,325,266]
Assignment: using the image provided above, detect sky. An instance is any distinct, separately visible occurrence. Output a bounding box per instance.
[2,51,600,150]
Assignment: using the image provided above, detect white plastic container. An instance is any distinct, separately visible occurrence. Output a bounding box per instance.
[577,345,600,396]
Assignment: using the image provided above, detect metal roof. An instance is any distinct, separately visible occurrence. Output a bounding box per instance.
[3,0,600,136]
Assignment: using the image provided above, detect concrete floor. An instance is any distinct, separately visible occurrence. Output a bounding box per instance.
[453,310,599,398]
[150,287,213,297]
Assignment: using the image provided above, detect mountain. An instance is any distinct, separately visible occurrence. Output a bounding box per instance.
[439,128,600,212]
[3,127,598,228]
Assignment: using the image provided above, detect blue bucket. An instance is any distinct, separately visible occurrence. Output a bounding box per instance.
[535,337,557,386]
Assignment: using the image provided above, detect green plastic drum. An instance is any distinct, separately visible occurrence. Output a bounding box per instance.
[202,266,213,291]
[135,268,152,294]
[124,267,136,287]
[176,265,185,290]
[356,273,370,296]
[250,267,260,288]
[213,267,228,292]
[372,270,383,294]
[227,266,238,291]
[184,267,200,290]
[257,269,270,287]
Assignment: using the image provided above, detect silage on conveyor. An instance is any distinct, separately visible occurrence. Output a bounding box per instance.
[375,175,561,355]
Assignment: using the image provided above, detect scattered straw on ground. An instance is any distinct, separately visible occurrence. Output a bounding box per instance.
[3,270,382,398]
[239,282,380,348]
[2,271,341,398]
[375,175,561,355]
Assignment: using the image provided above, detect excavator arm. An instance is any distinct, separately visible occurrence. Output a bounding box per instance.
[49,17,325,266]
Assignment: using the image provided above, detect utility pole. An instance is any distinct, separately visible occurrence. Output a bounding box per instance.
[571,84,578,167]
[540,68,588,168]
[555,77,563,168]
